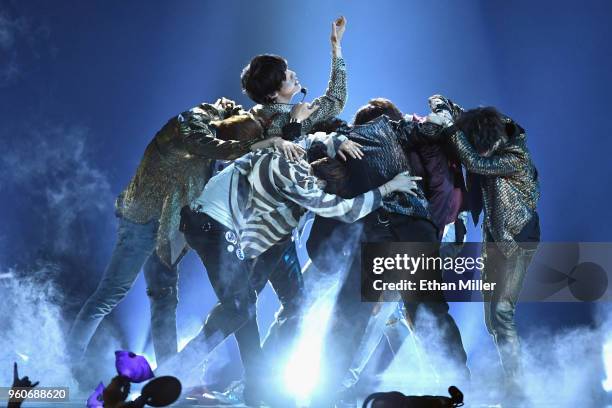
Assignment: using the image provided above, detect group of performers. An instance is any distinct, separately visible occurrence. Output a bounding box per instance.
[67,16,540,407]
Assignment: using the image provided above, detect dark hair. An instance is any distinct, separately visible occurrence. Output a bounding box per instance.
[353,98,403,125]
[310,157,351,197]
[241,54,287,104]
[454,107,505,156]
[214,114,263,142]
[310,117,348,134]
[307,141,328,163]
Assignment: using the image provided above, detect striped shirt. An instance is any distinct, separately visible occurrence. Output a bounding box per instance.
[192,132,383,258]
[229,147,383,258]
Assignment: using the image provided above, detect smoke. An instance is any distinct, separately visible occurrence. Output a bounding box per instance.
[282,219,365,404]
[0,9,51,87]
[374,306,611,407]
[0,263,76,389]
[0,122,115,261]
[0,119,124,395]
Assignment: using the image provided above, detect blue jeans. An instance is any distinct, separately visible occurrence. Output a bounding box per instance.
[68,217,179,365]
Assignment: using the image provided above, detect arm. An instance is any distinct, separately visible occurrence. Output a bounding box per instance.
[394,116,446,147]
[299,17,348,133]
[179,104,259,160]
[177,100,271,160]
[276,157,382,223]
[450,130,522,176]
[274,157,420,222]
[286,103,363,160]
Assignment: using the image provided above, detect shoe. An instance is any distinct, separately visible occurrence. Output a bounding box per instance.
[181,384,233,406]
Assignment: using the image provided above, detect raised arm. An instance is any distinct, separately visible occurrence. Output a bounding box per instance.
[299,17,348,134]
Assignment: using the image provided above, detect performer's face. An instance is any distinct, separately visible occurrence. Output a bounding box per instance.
[276,68,302,100]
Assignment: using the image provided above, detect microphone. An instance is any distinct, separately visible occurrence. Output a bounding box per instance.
[300,87,308,102]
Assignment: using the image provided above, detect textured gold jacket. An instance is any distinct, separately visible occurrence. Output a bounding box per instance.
[116,103,257,266]
[249,56,347,137]
[429,95,540,257]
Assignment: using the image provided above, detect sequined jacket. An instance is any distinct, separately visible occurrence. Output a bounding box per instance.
[429,95,540,257]
[249,56,347,138]
[116,103,258,267]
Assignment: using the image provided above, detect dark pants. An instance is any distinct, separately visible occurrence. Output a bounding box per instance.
[155,209,256,381]
[310,213,468,407]
[235,239,305,387]
[68,217,179,366]
[483,215,540,390]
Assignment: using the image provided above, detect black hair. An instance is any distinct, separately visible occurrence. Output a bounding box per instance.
[454,107,506,156]
[310,157,351,197]
[241,54,287,104]
[310,117,349,134]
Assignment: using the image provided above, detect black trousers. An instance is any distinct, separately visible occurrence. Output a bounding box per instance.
[235,238,305,386]
[154,208,258,380]
[176,207,304,389]
[310,212,468,407]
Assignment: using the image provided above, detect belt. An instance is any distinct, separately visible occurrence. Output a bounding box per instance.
[180,206,245,260]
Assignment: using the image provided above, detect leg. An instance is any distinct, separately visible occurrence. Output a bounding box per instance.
[155,214,256,384]
[143,252,179,365]
[310,221,383,407]
[68,217,158,358]
[239,241,305,405]
[485,243,536,388]
[261,241,304,358]
[393,217,469,382]
[342,301,397,390]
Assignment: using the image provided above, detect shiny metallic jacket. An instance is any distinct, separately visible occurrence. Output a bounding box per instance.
[429,94,540,257]
[116,102,257,266]
[250,56,347,137]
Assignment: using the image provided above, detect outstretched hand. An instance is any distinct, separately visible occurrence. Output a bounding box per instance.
[12,362,39,389]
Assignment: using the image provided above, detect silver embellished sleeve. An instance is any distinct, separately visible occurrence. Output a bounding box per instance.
[450,131,523,176]
[301,56,347,133]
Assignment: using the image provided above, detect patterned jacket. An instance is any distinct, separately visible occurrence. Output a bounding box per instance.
[429,95,540,257]
[116,102,258,266]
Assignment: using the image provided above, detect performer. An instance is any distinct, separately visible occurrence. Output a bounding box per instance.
[154,114,419,405]
[224,15,352,404]
[241,16,347,138]
[429,95,540,402]
[307,103,470,407]
[68,99,276,374]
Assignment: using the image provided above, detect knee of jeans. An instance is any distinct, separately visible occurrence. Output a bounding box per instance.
[89,282,132,312]
[491,300,516,332]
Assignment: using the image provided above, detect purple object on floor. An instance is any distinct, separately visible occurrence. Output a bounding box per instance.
[86,382,104,408]
[115,350,154,383]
